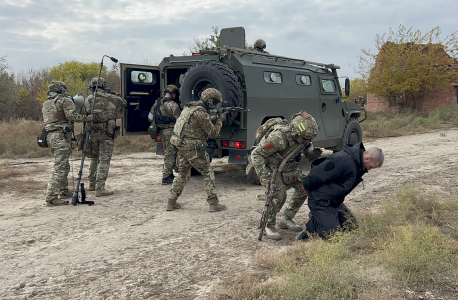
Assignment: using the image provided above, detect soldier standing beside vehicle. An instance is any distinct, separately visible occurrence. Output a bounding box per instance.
[42,81,93,206]
[253,39,269,53]
[148,84,181,185]
[251,111,321,240]
[85,77,127,197]
[166,88,229,212]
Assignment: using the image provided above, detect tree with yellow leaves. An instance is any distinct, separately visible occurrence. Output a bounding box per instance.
[358,25,458,109]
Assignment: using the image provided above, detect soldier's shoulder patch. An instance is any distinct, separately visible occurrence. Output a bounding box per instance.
[263,142,274,151]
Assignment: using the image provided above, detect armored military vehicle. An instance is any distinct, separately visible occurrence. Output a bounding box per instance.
[120,27,365,175]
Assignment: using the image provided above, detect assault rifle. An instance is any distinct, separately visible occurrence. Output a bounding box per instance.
[208,102,250,122]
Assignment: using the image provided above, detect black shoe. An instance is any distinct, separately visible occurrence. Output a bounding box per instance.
[297,231,310,241]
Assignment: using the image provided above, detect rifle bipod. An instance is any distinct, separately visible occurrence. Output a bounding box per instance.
[71,183,94,206]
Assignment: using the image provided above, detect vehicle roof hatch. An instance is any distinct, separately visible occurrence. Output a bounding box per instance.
[220,27,246,49]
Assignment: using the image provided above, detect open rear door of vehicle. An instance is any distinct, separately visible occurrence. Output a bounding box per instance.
[121,63,161,134]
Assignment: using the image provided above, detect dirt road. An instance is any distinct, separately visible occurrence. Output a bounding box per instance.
[1,128,458,299]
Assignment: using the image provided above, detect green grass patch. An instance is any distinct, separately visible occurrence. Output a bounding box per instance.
[361,105,458,139]
[212,185,458,300]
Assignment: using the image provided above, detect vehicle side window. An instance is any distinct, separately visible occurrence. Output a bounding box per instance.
[264,71,282,84]
[296,75,311,86]
[131,71,156,84]
[321,79,336,93]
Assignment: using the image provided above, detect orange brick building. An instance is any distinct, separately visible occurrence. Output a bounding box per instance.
[366,43,458,112]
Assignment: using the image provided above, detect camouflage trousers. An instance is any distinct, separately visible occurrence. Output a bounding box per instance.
[261,176,307,227]
[46,131,71,202]
[169,143,218,204]
[87,132,114,189]
[158,127,178,178]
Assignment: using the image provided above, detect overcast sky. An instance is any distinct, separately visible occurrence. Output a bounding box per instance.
[1,0,457,80]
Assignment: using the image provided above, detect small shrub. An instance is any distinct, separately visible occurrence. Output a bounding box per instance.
[380,224,458,285]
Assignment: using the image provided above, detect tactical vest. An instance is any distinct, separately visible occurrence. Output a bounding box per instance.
[86,93,110,123]
[173,104,203,138]
[266,126,305,173]
[154,98,176,126]
[42,94,68,125]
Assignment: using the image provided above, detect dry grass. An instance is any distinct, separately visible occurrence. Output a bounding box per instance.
[0,161,46,192]
[0,120,154,159]
[210,185,458,300]
[361,105,458,139]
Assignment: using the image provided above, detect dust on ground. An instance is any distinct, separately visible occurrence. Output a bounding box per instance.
[1,128,458,299]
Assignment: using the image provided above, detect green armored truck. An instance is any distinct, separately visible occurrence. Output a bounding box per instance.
[120,27,365,171]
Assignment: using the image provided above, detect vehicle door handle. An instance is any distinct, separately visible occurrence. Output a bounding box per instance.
[321,103,326,112]
[336,97,340,103]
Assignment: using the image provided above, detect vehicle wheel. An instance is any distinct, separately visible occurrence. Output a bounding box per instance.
[341,118,363,148]
[179,61,243,125]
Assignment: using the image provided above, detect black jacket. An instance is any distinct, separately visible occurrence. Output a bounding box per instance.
[303,142,367,207]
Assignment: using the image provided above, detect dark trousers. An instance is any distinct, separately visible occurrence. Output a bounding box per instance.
[305,196,357,238]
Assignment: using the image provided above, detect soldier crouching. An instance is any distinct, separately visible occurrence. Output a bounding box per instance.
[166,88,229,212]
[251,111,321,240]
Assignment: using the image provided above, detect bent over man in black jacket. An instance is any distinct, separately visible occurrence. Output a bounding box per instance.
[297,142,384,240]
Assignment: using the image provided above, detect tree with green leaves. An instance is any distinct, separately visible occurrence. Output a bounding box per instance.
[358,25,458,109]
[189,26,220,53]
[0,56,21,120]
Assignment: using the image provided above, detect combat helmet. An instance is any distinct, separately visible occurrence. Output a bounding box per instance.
[290,111,318,141]
[200,88,222,109]
[48,81,68,94]
[254,39,266,51]
[90,77,107,90]
[164,84,179,95]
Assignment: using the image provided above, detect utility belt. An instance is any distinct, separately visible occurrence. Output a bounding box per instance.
[155,114,175,125]
[267,163,303,185]
[171,136,206,150]
[86,121,120,139]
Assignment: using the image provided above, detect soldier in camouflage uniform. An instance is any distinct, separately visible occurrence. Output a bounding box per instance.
[42,81,93,206]
[355,96,366,107]
[253,39,269,53]
[148,84,181,185]
[85,77,127,197]
[251,111,321,240]
[166,88,229,212]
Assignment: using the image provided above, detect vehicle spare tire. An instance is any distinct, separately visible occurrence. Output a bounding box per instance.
[179,61,243,125]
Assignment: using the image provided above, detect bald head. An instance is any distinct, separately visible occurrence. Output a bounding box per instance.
[362,147,384,171]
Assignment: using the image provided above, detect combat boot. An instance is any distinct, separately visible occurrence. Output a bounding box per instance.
[58,190,73,200]
[88,182,96,191]
[47,199,69,206]
[161,174,175,185]
[277,215,303,232]
[96,187,113,197]
[297,230,310,242]
[264,226,282,240]
[208,200,227,212]
[166,198,182,211]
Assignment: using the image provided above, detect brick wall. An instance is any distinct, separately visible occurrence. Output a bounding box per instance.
[367,85,457,112]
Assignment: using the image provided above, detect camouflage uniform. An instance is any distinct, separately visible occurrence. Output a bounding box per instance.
[167,88,228,212]
[42,81,91,205]
[254,39,269,53]
[149,85,181,183]
[355,96,366,107]
[85,78,127,195]
[252,112,320,238]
